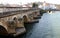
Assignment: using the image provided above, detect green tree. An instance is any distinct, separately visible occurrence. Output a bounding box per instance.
[32,3,38,8]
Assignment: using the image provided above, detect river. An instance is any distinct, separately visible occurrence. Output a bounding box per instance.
[1,11,60,38]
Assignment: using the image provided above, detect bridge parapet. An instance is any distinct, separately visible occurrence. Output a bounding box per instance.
[0,7,40,13]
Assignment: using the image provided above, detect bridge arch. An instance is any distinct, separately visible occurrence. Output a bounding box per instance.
[13,17,17,21]
[23,15,28,22]
[0,22,8,35]
[12,16,17,20]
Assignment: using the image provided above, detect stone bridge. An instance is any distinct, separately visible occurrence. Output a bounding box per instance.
[0,7,40,36]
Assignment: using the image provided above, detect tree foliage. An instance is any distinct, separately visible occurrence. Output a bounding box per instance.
[32,3,38,8]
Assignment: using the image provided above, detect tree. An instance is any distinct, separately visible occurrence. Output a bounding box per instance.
[32,3,38,8]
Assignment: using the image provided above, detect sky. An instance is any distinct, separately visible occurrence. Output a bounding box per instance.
[0,0,60,4]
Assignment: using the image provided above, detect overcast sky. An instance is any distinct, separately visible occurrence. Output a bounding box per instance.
[0,0,60,4]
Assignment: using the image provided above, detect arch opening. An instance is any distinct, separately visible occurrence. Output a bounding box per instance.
[0,25,8,35]
[13,17,17,21]
[23,15,28,22]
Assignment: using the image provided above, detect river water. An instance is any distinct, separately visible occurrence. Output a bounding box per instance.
[1,11,60,38]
